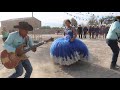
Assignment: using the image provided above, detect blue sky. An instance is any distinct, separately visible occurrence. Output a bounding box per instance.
[0,12,120,27]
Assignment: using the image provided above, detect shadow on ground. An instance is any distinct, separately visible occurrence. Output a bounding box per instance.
[59,53,120,78]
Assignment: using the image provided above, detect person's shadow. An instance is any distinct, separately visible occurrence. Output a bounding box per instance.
[58,53,120,78]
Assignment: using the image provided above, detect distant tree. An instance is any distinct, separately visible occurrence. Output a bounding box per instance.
[98,16,115,25]
[63,20,66,27]
[41,26,51,29]
[102,16,114,25]
[71,18,78,27]
[99,18,104,25]
[87,15,99,26]
[63,18,78,27]
[52,27,61,29]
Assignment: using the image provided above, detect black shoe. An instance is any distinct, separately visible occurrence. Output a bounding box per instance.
[110,64,120,70]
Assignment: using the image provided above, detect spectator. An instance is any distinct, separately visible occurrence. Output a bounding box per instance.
[88,25,92,39]
[83,26,88,39]
[104,25,110,38]
[91,25,95,39]
[1,27,9,42]
[95,25,100,39]
[77,25,83,39]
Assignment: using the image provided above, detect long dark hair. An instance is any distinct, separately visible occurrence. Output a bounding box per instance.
[64,19,71,24]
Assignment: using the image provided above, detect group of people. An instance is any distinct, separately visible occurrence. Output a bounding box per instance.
[1,16,120,78]
[77,24,110,39]
[1,20,89,78]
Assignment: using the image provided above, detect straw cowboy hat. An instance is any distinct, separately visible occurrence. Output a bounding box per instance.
[115,16,120,20]
[14,21,33,31]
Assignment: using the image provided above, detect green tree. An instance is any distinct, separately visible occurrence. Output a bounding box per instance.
[71,18,78,27]
[52,27,60,29]
[98,16,115,25]
[103,16,114,25]
[63,19,67,27]
[87,15,99,26]
[41,26,51,29]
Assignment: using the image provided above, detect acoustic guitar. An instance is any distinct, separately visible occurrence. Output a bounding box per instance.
[1,37,54,69]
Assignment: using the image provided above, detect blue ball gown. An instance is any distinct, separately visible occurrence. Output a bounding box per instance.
[50,27,89,65]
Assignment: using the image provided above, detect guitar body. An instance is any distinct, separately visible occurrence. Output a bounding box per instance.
[0,37,54,69]
[1,50,21,69]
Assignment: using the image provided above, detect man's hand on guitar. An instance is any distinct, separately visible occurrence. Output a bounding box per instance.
[32,47,36,52]
[15,46,24,56]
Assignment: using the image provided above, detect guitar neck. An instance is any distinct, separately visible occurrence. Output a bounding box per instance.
[22,37,53,54]
[23,41,45,54]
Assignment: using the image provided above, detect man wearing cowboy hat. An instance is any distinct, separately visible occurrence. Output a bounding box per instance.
[106,16,120,70]
[3,21,36,78]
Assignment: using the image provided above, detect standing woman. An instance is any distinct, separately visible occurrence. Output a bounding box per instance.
[106,16,120,70]
[83,26,88,39]
[91,25,95,39]
[50,19,89,65]
[1,27,9,42]
[95,25,100,39]
[89,25,92,39]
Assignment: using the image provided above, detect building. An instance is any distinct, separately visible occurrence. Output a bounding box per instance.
[1,17,41,32]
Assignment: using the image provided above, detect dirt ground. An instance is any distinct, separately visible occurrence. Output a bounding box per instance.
[1,34,120,78]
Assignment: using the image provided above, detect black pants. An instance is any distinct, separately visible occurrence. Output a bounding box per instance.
[96,32,99,38]
[106,39,119,66]
[83,32,87,38]
[92,32,95,39]
[78,33,82,39]
[89,32,92,39]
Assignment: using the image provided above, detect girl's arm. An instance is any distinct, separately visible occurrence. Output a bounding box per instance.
[71,28,77,42]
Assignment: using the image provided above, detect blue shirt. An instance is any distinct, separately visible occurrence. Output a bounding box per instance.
[106,21,120,40]
[3,31,34,53]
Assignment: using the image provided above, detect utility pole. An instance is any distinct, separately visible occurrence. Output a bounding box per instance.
[32,12,35,40]
[32,12,33,17]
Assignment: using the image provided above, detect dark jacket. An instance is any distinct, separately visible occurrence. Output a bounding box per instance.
[77,26,83,33]
[89,27,92,33]
[95,27,100,33]
[91,27,95,33]
[83,27,88,32]
[105,27,109,33]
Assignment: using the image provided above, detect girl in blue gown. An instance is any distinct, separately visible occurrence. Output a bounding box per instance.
[50,19,89,65]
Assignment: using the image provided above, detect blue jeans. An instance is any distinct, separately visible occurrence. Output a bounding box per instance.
[8,59,33,78]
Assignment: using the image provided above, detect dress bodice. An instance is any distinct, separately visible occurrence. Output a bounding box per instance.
[64,27,73,38]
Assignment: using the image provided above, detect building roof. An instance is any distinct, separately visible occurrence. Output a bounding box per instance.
[1,17,41,22]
